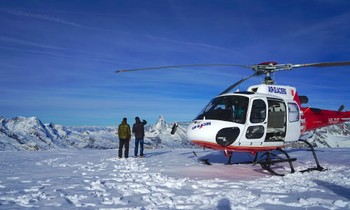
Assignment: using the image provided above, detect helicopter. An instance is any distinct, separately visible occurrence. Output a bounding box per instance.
[116,61,350,176]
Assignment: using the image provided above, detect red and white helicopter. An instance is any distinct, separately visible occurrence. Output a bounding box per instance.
[116,61,350,175]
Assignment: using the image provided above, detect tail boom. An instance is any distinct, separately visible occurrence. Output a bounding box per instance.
[301,107,350,133]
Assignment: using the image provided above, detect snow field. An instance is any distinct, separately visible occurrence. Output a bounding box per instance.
[0,148,350,209]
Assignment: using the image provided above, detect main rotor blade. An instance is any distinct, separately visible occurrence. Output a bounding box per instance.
[220,72,260,95]
[292,61,350,68]
[115,64,251,73]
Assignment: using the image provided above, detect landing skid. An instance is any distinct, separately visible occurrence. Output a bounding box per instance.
[257,140,326,176]
[298,139,325,173]
[197,139,326,176]
[193,151,212,165]
[199,159,212,165]
[258,148,296,176]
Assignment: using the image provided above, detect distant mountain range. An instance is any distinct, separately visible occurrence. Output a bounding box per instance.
[0,116,190,151]
[0,116,349,151]
[301,122,350,148]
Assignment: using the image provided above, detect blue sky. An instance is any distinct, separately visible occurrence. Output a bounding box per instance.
[1,0,350,126]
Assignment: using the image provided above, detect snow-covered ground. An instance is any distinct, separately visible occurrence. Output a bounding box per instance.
[1,116,350,209]
[1,147,350,209]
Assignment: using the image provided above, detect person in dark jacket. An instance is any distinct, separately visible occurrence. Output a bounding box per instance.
[132,117,147,157]
[118,117,131,158]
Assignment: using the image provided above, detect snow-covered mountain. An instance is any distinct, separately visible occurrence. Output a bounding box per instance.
[0,116,190,151]
[301,123,350,148]
[0,116,349,151]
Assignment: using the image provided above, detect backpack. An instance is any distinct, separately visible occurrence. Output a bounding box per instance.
[118,123,130,139]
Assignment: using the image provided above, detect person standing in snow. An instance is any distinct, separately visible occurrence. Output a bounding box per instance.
[132,117,147,157]
[118,117,131,158]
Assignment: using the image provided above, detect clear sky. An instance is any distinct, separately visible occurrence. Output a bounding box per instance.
[1,0,350,126]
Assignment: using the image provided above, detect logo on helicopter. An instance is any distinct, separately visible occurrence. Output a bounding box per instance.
[268,86,287,95]
[192,122,211,130]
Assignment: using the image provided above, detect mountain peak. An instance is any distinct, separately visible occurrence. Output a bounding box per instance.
[155,115,166,130]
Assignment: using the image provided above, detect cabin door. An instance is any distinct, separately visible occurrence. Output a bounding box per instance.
[265,98,287,142]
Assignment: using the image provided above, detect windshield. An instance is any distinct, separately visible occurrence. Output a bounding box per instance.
[195,95,249,124]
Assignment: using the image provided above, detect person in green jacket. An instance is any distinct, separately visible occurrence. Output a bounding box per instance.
[118,117,131,158]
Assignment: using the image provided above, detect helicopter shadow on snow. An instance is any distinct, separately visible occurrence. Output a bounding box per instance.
[189,150,275,176]
[144,150,172,158]
[192,150,257,165]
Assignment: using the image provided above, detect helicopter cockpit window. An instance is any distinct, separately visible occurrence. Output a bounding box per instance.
[194,96,249,124]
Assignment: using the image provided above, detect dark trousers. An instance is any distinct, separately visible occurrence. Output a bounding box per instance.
[134,138,144,156]
[118,138,129,158]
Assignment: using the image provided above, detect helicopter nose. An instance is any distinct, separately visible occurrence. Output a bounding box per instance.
[216,127,240,147]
